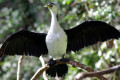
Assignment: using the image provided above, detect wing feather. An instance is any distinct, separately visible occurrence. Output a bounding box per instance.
[65,20,120,52]
[0,30,48,57]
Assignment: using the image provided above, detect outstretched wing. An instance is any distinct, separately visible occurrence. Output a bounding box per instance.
[65,20,120,52]
[0,30,48,57]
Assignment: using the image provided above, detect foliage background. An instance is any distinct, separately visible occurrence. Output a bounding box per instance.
[0,0,120,80]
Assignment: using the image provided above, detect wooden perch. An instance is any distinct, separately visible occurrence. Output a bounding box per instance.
[31,59,106,80]
[74,65,120,80]
[39,56,48,80]
[31,65,49,80]
[17,56,23,80]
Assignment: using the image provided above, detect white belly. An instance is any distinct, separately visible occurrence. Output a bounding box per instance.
[46,30,67,59]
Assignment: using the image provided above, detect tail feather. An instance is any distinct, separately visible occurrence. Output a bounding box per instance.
[46,64,68,77]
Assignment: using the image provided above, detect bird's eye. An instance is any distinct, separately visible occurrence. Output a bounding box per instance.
[48,2,55,7]
[49,5,53,7]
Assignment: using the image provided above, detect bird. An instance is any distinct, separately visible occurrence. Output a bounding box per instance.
[0,2,120,77]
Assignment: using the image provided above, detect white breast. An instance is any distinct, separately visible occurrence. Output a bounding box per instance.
[46,26,67,59]
[46,9,67,59]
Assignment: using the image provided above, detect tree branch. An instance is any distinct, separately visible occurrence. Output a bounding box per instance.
[74,65,120,80]
[39,56,49,80]
[31,65,49,80]
[31,59,106,80]
[17,56,23,80]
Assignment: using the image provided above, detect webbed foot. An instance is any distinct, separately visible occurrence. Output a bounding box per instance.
[60,58,69,62]
[48,58,56,67]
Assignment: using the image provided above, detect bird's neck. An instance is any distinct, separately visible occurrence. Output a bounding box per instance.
[50,11,61,32]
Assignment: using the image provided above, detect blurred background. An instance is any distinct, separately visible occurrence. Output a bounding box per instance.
[0,0,120,80]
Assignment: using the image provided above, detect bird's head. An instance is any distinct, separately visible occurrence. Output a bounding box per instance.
[45,3,58,15]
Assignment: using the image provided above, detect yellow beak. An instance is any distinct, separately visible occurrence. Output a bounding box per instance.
[44,5,50,8]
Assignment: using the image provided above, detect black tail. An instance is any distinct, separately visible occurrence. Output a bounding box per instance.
[46,64,68,77]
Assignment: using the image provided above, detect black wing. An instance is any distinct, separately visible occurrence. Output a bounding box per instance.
[0,30,48,57]
[65,20,120,52]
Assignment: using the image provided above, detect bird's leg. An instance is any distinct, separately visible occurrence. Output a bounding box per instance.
[48,58,56,67]
[60,54,69,62]
[62,54,65,59]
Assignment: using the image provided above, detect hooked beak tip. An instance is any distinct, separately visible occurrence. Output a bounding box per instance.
[44,5,49,8]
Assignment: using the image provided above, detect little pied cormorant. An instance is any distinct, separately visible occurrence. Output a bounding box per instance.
[0,2,120,77]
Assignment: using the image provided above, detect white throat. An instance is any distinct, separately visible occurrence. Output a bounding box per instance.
[50,10,60,32]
